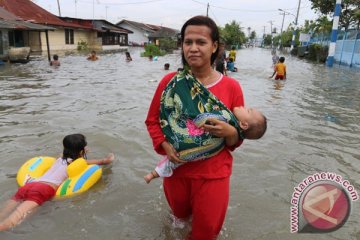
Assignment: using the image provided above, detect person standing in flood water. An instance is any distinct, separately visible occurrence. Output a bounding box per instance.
[87,51,99,61]
[145,15,245,239]
[50,54,60,66]
[270,56,286,80]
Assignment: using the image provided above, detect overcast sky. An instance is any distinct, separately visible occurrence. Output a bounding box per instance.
[33,0,320,36]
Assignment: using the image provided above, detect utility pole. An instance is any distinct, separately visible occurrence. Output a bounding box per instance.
[75,0,78,17]
[57,0,61,16]
[327,0,342,67]
[278,9,292,49]
[269,20,274,49]
[93,0,95,19]
[105,6,108,20]
[206,3,209,17]
[262,26,266,47]
[291,0,301,50]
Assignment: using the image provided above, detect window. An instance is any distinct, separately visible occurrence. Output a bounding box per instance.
[65,29,74,44]
[8,30,24,47]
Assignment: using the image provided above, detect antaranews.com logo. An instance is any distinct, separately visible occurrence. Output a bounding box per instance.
[290,172,358,233]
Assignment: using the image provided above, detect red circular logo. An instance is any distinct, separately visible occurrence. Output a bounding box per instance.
[301,183,350,231]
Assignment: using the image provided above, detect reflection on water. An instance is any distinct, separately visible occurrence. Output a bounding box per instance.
[0,48,359,239]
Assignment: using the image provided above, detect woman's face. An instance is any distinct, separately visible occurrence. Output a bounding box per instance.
[182,25,217,69]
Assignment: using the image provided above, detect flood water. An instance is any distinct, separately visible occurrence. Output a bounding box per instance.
[0,47,359,240]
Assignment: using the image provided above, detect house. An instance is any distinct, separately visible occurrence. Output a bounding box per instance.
[0,0,132,56]
[0,6,55,61]
[116,19,179,46]
[148,26,180,47]
[61,17,133,51]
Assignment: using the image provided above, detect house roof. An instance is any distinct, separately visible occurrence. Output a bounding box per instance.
[93,20,133,34]
[0,6,22,20]
[0,19,55,30]
[0,0,84,28]
[0,6,54,30]
[117,19,179,38]
[148,27,180,38]
[61,17,133,34]
[116,19,161,32]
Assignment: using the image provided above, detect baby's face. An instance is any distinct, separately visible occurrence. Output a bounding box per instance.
[233,107,263,126]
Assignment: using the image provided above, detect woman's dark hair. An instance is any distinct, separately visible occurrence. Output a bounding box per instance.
[180,15,220,67]
[62,134,87,162]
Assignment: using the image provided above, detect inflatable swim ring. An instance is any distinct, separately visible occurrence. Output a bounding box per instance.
[16,156,102,197]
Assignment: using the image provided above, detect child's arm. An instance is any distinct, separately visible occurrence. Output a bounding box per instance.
[269,70,276,78]
[86,153,114,165]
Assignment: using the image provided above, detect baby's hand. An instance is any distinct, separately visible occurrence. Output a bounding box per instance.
[103,153,114,164]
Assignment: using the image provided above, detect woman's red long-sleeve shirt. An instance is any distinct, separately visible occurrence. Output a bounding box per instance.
[145,72,245,179]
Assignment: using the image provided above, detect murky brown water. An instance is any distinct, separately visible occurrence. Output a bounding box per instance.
[0,48,359,240]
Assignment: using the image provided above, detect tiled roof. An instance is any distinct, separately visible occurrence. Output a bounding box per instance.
[0,0,84,28]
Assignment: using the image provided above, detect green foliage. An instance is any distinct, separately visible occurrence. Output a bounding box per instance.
[263,34,272,46]
[219,20,246,47]
[307,44,328,63]
[77,40,88,51]
[273,29,294,48]
[141,43,166,57]
[159,38,178,53]
[310,0,360,30]
[249,31,256,40]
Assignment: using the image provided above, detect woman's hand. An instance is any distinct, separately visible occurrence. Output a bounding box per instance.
[161,141,186,164]
[201,118,239,146]
[201,118,236,137]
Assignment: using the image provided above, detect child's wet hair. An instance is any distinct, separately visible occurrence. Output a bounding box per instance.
[62,134,87,162]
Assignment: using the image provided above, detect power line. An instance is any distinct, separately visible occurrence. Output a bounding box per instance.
[190,0,311,13]
[77,0,164,6]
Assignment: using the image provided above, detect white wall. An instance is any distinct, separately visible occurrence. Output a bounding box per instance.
[117,23,149,45]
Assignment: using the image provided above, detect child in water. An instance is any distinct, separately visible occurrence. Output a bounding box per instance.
[125,51,132,62]
[144,106,267,183]
[0,134,114,231]
[87,51,99,61]
[226,57,238,72]
[270,56,286,80]
[228,46,236,62]
[50,54,60,66]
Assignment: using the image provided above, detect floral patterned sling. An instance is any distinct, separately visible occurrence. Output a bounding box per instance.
[159,70,243,161]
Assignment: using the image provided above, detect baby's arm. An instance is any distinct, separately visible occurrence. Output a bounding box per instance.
[86,153,114,165]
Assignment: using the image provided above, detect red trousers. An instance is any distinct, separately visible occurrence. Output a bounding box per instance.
[163,177,230,240]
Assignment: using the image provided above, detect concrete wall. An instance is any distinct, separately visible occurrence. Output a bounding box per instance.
[39,29,102,51]
[334,39,360,67]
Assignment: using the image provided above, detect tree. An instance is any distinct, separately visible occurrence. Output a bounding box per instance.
[310,0,360,30]
[219,20,246,47]
[263,34,272,46]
